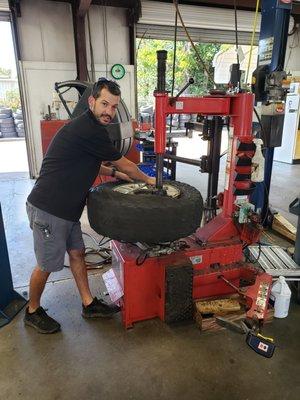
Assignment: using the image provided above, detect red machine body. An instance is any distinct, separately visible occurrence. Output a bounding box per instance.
[112,240,272,329]
[112,91,272,328]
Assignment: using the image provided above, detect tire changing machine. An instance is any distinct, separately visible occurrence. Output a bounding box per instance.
[111,51,272,329]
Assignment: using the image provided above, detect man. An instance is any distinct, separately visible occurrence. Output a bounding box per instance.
[25,78,155,334]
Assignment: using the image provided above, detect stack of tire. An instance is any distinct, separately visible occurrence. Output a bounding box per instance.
[0,108,17,138]
[14,109,25,137]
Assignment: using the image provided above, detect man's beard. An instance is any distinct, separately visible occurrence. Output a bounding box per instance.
[91,105,112,124]
[99,114,112,123]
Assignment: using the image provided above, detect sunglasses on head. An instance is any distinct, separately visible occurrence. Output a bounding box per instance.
[92,77,120,93]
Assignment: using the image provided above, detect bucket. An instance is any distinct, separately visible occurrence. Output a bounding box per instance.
[270,276,291,318]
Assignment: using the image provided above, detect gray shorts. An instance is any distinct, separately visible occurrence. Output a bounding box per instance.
[26,202,85,272]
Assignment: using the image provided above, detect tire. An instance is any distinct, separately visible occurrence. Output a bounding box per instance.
[0,119,14,126]
[0,114,11,119]
[0,108,12,117]
[1,126,16,132]
[87,180,203,244]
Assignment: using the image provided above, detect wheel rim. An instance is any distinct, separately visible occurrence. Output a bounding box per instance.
[112,182,181,198]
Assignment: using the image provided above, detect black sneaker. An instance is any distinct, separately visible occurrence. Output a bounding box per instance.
[24,307,61,334]
[82,297,120,318]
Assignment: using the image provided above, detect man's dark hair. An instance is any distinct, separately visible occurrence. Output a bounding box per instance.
[91,77,121,99]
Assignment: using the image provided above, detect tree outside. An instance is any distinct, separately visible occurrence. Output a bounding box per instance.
[0,67,11,78]
[0,89,21,111]
[136,39,222,109]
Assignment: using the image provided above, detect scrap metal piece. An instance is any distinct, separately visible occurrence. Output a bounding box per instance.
[249,245,300,279]
[215,316,246,334]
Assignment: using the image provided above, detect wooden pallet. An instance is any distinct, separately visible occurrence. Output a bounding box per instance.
[194,296,274,332]
[272,213,296,242]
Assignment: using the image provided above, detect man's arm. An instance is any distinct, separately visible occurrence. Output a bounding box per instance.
[112,156,156,185]
[99,164,133,182]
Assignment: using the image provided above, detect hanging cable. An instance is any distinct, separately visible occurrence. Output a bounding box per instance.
[81,232,112,269]
[232,0,242,91]
[136,29,149,55]
[172,0,215,86]
[245,0,260,84]
[233,0,240,65]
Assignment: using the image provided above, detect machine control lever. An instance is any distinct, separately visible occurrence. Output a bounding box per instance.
[170,78,194,105]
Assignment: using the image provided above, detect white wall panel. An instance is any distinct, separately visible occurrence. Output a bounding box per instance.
[20,62,77,177]
[18,0,75,62]
[87,5,130,65]
[285,30,300,72]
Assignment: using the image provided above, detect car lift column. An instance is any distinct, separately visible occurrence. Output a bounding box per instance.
[0,203,27,328]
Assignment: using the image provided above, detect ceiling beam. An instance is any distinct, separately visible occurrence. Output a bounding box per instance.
[78,0,92,17]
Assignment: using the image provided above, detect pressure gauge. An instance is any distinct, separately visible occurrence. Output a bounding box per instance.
[111,64,126,80]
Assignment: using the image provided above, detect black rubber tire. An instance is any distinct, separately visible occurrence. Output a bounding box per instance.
[87,180,203,244]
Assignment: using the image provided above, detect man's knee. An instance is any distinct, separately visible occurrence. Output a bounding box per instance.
[68,248,85,263]
[32,265,51,278]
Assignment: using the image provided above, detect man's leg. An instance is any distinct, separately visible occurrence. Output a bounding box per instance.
[68,249,93,306]
[25,203,63,333]
[28,266,50,312]
[25,265,61,333]
[68,248,120,318]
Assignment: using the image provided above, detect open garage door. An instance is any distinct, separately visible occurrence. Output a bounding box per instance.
[137,0,260,45]
[0,0,9,13]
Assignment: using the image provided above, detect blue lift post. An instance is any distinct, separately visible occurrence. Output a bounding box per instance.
[251,0,292,224]
[0,203,27,328]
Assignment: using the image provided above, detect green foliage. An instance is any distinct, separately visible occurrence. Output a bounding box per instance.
[0,89,21,111]
[0,67,11,78]
[137,39,221,107]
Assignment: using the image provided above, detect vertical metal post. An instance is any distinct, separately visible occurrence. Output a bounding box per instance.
[155,50,168,191]
[72,2,89,81]
[261,147,274,224]
[223,93,254,217]
[206,116,223,213]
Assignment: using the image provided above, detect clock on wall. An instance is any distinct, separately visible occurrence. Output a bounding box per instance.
[111,64,126,80]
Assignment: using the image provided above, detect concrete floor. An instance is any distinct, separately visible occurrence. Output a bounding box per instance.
[1,139,300,399]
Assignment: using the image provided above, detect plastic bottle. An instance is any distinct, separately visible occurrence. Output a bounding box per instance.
[270,276,291,318]
[251,138,264,182]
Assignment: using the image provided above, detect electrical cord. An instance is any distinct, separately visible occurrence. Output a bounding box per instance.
[81,232,112,269]
[261,181,270,226]
[136,29,149,54]
[233,0,240,66]
[232,0,242,90]
[245,0,260,84]
[136,249,149,266]
[244,241,262,263]
[172,0,215,86]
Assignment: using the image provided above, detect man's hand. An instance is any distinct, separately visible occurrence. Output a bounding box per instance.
[115,171,134,182]
[146,177,156,186]
[112,157,157,186]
